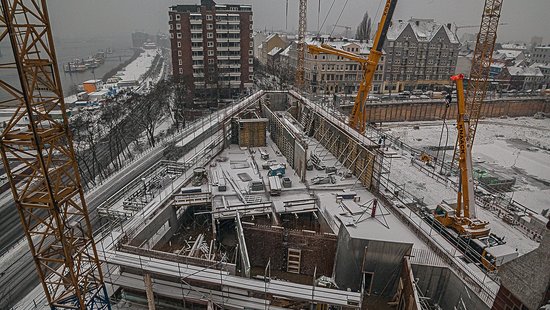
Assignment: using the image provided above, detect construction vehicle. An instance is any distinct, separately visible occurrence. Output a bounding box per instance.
[307,0,397,133]
[268,164,286,177]
[433,74,490,238]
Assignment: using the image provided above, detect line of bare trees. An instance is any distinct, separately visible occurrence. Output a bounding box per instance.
[70,75,194,188]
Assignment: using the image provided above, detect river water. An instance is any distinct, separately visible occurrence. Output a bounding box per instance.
[0,36,133,99]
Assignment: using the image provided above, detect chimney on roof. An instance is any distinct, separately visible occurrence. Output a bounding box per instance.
[447,23,452,30]
[415,20,420,26]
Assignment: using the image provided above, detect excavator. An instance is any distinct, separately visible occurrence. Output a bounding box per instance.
[307,0,397,133]
[433,74,490,238]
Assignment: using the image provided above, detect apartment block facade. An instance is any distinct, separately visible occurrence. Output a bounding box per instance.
[169,0,253,104]
[532,46,550,64]
[303,38,385,95]
[383,19,460,92]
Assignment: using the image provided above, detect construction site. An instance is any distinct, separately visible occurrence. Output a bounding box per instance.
[1,0,549,310]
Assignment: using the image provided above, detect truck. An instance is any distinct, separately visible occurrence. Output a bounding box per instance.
[268,176,282,196]
[259,149,269,160]
[268,164,286,177]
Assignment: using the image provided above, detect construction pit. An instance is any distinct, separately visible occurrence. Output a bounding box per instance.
[94,91,529,310]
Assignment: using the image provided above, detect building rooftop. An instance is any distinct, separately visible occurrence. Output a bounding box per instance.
[306,37,372,55]
[507,66,544,77]
[387,18,459,44]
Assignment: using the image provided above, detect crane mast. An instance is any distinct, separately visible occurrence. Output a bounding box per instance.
[308,0,397,133]
[295,0,307,89]
[449,1,503,219]
[0,0,109,309]
[452,74,475,219]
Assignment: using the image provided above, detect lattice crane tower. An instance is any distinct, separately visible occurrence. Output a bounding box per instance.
[0,0,110,308]
[295,0,307,88]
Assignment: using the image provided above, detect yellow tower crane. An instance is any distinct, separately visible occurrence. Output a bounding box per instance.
[0,0,109,308]
[308,0,397,133]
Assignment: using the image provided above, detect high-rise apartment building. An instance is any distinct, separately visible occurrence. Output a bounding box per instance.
[383,19,459,92]
[169,0,253,104]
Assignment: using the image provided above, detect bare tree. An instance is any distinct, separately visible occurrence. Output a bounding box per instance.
[356,11,372,41]
[135,80,170,147]
[170,75,193,131]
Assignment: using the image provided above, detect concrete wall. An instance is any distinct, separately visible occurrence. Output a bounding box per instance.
[242,223,337,277]
[412,264,489,310]
[340,98,550,123]
[334,226,412,296]
[128,204,178,248]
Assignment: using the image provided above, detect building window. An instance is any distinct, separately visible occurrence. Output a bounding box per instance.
[179,68,183,74]
[179,59,182,65]
[170,15,173,21]
[208,50,214,56]
[207,24,213,30]
[178,51,182,56]
[249,74,253,80]
[170,33,174,39]
[176,24,181,30]
[177,42,181,48]
[207,41,214,47]
[176,14,181,21]
[177,33,182,39]
[208,58,214,64]
[248,49,253,56]
[248,58,253,64]
[206,14,213,20]
[207,32,214,39]
[169,24,173,30]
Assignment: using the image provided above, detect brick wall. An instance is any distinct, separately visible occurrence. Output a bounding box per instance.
[242,224,337,276]
[492,286,527,310]
[341,98,550,123]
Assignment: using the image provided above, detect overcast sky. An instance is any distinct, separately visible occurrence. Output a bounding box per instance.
[48,0,549,44]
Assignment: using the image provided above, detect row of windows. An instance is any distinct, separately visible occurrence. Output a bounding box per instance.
[387,58,454,66]
[388,41,451,49]
[319,73,383,82]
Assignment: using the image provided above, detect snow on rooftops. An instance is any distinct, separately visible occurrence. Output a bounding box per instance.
[496,49,524,59]
[267,47,283,56]
[507,66,544,77]
[280,45,291,57]
[501,43,527,50]
[305,37,372,55]
[387,18,459,44]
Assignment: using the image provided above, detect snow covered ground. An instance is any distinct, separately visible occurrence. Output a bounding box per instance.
[374,116,549,255]
[117,48,159,83]
[382,116,550,214]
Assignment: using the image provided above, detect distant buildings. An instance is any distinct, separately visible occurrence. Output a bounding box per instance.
[169,0,254,105]
[382,18,460,92]
[497,66,544,90]
[257,33,287,67]
[532,46,550,64]
[303,37,385,95]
